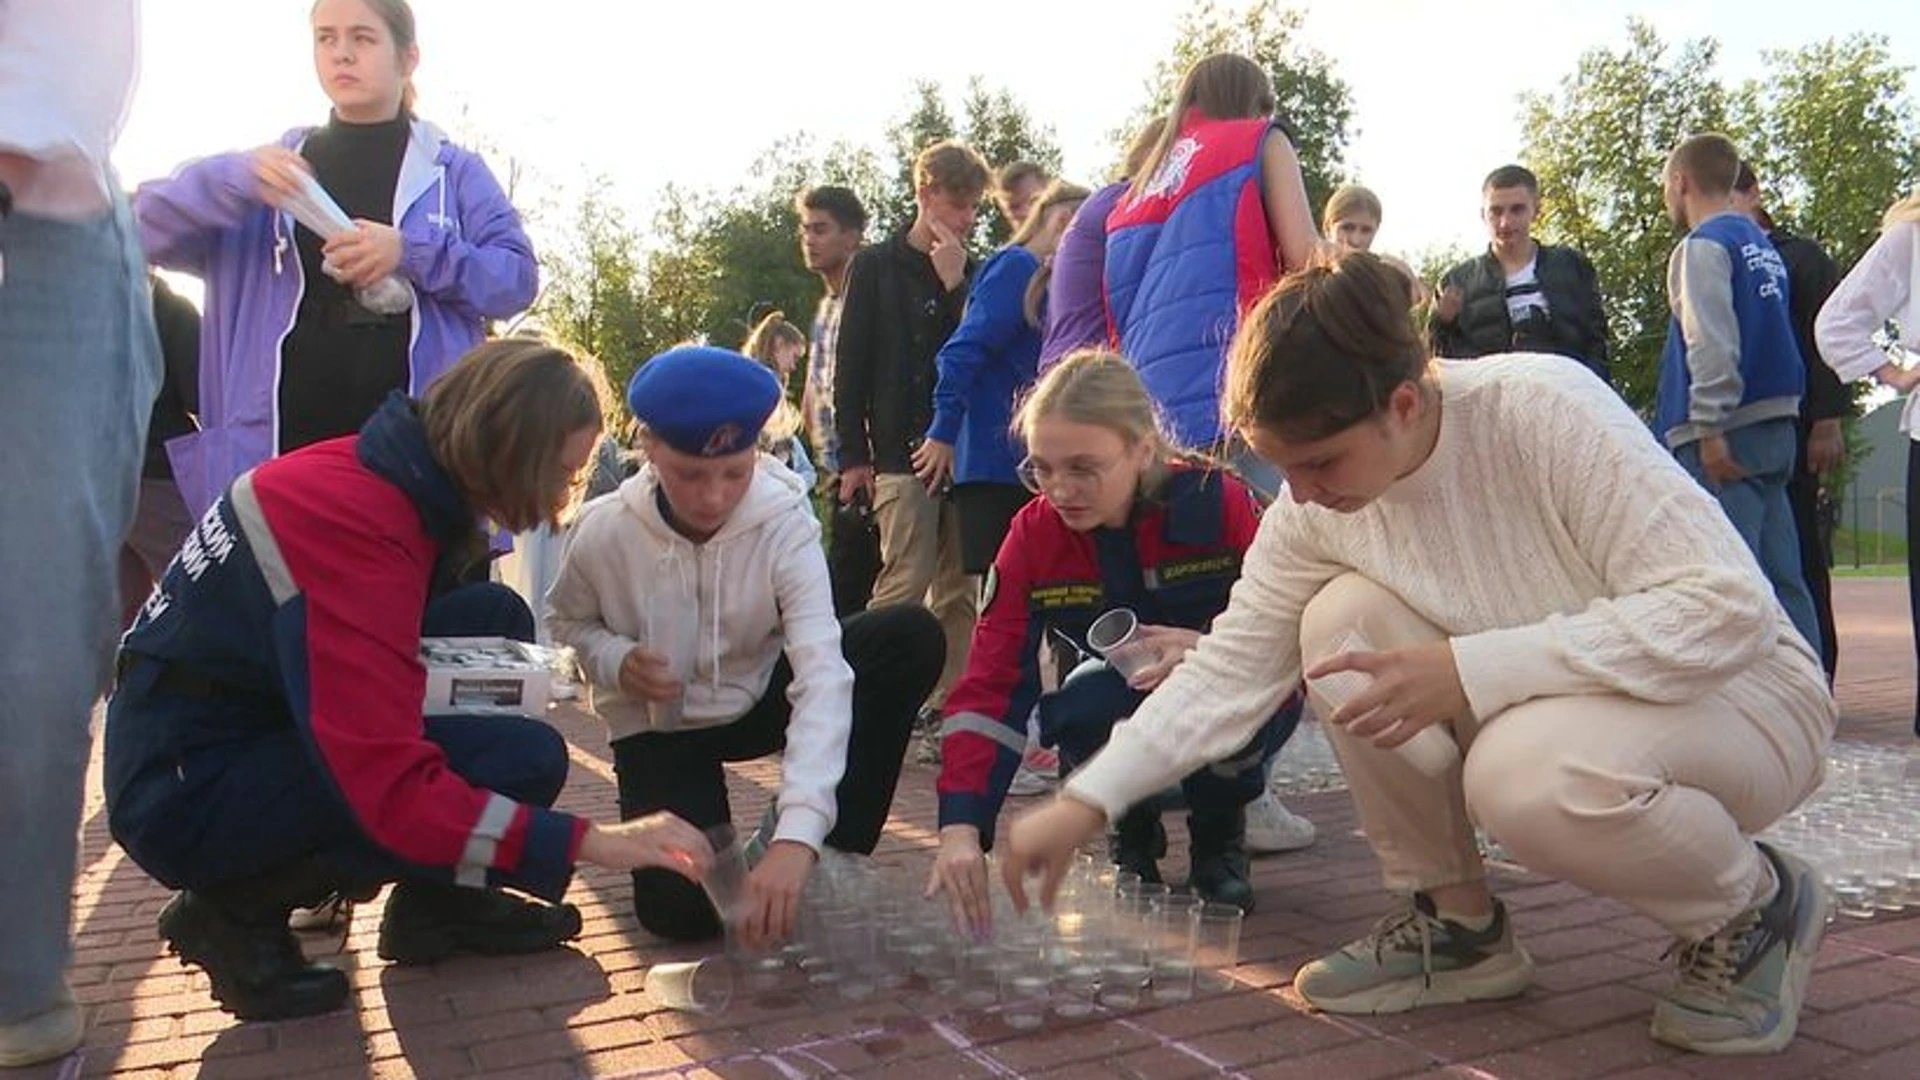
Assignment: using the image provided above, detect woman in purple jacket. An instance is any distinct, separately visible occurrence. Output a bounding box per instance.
[1035,119,1166,374]
[133,0,538,518]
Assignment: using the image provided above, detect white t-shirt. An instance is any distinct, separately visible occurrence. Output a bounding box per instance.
[1503,255,1551,326]
[0,0,142,218]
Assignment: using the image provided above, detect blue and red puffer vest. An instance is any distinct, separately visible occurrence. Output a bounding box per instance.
[1104,112,1279,449]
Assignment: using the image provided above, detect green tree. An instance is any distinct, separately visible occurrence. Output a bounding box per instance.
[1115,1,1354,214]
[1519,19,1729,410]
[1731,34,1920,271]
[880,79,1061,246]
[961,77,1065,244]
[881,81,959,235]
[534,179,649,399]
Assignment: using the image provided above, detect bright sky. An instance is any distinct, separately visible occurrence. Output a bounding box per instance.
[118,0,1917,270]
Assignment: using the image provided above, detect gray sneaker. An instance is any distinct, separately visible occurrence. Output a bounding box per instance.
[1293,893,1534,1014]
[1649,843,1828,1055]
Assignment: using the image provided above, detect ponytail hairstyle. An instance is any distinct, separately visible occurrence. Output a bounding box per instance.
[1223,251,1428,443]
[1130,53,1277,204]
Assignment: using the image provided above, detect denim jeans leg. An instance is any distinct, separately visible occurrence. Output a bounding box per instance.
[1676,420,1820,654]
[0,200,159,1021]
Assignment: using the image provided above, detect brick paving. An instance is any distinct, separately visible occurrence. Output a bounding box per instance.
[9,579,1919,1080]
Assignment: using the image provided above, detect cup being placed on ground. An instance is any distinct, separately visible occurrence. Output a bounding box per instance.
[643,958,736,1014]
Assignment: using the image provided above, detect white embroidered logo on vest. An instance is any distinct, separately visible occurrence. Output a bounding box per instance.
[1142,137,1201,201]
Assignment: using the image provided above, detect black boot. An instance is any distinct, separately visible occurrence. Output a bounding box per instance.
[1188,807,1256,913]
[1108,807,1167,885]
[158,890,349,1021]
[377,880,583,965]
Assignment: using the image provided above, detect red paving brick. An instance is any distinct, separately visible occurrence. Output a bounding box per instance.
[6,579,1917,1079]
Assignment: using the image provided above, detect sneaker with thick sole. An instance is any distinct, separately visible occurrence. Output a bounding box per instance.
[1649,843,1829,1055]
[1294,893,1535,1014]
[1245,791,1316,854]
[377,882,583,966]
[0,989,81,1068]
[1007,744,1060,797]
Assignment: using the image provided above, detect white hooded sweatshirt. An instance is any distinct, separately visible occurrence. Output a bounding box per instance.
[545,456,852,851]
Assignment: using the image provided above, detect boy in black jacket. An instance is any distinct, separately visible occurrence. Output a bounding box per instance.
[834,140,989,727]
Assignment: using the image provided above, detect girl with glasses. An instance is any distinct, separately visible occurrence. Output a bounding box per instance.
[925,350,1308,936]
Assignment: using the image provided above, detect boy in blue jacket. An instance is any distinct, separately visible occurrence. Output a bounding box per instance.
[1657,133,1818,652]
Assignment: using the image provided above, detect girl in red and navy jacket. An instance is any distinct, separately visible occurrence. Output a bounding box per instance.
[105,341,711,1023]
[928,350,1305,932]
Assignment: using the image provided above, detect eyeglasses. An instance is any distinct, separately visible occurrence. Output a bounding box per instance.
[1016,455,1124,496]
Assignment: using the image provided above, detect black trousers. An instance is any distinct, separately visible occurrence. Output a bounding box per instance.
[611,604,944,941]
[827,481,881,618]
[1907,441,1920,732]
[1789,423,1838,683]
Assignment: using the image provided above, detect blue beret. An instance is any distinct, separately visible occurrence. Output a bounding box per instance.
[626,346,782,458]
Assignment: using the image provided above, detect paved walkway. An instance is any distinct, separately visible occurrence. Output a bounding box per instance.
[12,580,1919,1080]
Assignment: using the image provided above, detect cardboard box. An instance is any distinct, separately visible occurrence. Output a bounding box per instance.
[420,637,553,714]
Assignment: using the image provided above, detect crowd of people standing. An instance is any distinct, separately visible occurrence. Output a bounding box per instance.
[6,0,1918,1068]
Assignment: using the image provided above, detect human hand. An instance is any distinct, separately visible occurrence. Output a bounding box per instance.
[739,841,817,950]
[927,218,968,291]
[322,220,405,288]
[1433,285,1464,324]
[999,796,1106,915]
[1806,419,1845,476]
[1119,625,1203,691]
[1305,640,1469,749]
[618,646,683,703]
[925,825,992,939]
[911,438,955,493]
[1698,434,1747,488]
[251,146,311,211]
[578,813,712,877]
[838,465,876,506]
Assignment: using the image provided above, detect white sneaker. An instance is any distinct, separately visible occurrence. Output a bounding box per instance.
[0,988,81,1068]
[1007,744,1060,797]
[289,895,349,932]
[1245,791,1316,853]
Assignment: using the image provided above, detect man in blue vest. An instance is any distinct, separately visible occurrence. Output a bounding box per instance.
[1656,133,1820,653]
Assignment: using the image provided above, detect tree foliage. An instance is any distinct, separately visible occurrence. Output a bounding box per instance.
[1521,20,1920,412]
[1115,1,1354,215]
[1520,20,1728,410]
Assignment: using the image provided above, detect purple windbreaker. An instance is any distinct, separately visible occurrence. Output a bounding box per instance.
[134,118,539,517]
[1036,180,1128,373]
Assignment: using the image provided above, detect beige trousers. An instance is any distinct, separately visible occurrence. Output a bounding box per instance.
[1298,573,1833,940]
[871,473,976,707]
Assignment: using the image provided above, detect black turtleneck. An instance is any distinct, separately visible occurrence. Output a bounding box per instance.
[278,111,413,455]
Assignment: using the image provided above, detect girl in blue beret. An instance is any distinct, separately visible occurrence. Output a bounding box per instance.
[548,346,945,947]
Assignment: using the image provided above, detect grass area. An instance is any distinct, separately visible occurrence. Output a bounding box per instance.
[1833,564,1910,578]
[1832,526,1909,570]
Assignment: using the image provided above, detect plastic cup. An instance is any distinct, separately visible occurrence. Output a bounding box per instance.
[643,958,735,1013]
[1192,902,1243,994]
[700,824,751,931]
[1087,608,1160,681]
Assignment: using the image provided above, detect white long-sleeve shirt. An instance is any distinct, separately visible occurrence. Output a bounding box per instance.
[0,0,142,218]
[1065,354,1834,820]
[1815,219,1920,437]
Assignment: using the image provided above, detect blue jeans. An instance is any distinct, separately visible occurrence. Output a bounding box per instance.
[0,200,160,1021]
[1675,418,1822,654]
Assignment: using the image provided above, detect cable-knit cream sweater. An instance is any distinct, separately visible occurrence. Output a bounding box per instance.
[1065,354,1836,820]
